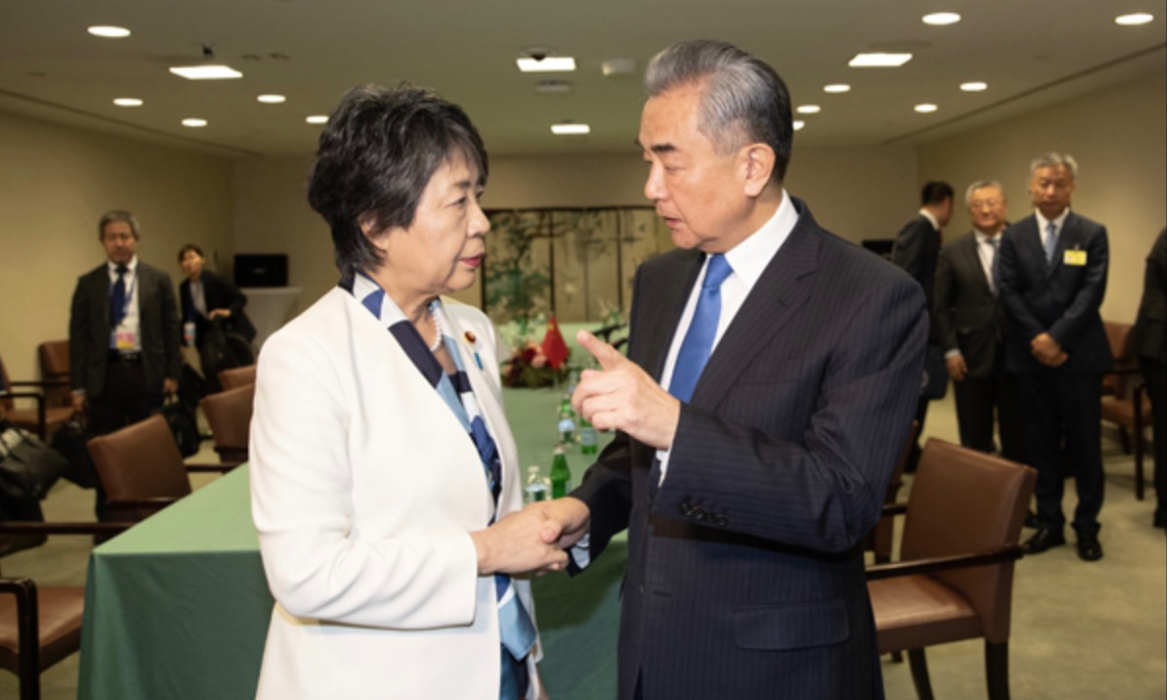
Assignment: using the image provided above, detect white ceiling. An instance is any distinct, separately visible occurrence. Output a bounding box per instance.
[1,0,1163,159]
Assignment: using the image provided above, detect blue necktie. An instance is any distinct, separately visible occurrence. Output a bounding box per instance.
[110,265,128,328]
[669,254,733,403]
[1044,222,1058,264]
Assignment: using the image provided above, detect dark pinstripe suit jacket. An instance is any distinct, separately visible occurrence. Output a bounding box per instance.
[572,198,927,700]
[997,212,1112,375]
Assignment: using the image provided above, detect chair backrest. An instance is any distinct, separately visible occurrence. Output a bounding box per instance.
[900,438,1036,643]
[37,340,71,408]
[87,415,192,519]
[200,383,255,462]
[218,364,257,392]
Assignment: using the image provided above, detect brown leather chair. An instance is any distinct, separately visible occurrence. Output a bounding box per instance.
[218,364,257,392]
[0,521,129,700]
[200,383,255,462]
[0,354,71,440]
[35,341,71,410]
[867,438,1037,700]
[86,414,238,521]
[1099,321,1152,499]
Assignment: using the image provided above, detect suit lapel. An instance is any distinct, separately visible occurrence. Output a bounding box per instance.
[961,234,992,296]
[689,202,820,409]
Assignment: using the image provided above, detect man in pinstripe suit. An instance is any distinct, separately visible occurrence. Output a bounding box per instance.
[533,40,926,699]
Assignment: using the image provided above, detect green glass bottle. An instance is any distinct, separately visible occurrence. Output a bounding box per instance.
[550,443,572,498]
[556,393,577,445]
[579,414,598,455]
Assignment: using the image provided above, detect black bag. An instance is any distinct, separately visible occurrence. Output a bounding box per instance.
[920,344,949,400]
[199,319,256,389]
[0,423,67,501]
[52,413,100,488]
[179,362,211,409]
[158,397,200,457]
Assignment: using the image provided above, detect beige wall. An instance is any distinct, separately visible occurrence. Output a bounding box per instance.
[0,111,235,380]
[918,68,1167,323]
[231,145,921,318]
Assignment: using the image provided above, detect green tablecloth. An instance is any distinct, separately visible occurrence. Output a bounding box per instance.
[78,387,623,700]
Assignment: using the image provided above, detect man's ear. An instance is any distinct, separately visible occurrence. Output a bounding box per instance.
[740,143,776,198]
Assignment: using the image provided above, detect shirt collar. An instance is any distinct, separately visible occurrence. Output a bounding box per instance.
[974,228,1001,245]
[919,209,940,231]
[1035,208,1070,233]
[723,189,798,290]
[107,256,138,274]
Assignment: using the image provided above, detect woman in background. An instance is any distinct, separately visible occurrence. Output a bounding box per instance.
[249,84,561,700]
[177,244,256,353]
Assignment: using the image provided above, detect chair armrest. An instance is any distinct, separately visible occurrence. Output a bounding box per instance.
[0,577,39,684]
[7,379,72,389]
[0,521,133,536]
[186,461,244,473]
[866,545,1023,581]
[882,503,908,518]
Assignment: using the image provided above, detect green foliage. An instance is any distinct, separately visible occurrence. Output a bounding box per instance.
[485,211,549,333]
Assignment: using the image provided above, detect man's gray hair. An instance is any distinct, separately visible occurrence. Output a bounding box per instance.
[98,210,140,240]
[1030,152,1078,180]
[965,179,1005,205]
[644,40,793,182]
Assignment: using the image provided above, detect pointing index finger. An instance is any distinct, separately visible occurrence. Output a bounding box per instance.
[576,330,625,371]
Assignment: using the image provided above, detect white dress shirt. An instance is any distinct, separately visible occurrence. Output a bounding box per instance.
[1035,208,1070,250]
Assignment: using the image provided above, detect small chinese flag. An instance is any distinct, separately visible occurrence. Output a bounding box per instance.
[541,315,570,370]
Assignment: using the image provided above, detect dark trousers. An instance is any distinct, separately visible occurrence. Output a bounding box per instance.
[953,360,1022,461]
[87,358,162,520]
[1140,357,1167,518]
[1017,370,1104,534]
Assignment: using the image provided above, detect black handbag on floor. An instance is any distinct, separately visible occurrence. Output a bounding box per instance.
[0,422,67,501]
[52,412,100,488]
[158,396,200,457]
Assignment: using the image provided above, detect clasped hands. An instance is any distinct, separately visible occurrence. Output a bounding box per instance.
[1031,332,1068,367]
[471,497,591,576]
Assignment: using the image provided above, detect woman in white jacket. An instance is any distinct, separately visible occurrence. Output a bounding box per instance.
[250,84,565,700]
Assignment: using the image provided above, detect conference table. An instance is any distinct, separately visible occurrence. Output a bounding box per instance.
[77,383,626,700]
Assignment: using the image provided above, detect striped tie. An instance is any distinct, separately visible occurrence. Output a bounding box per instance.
[1044,221,1058,264]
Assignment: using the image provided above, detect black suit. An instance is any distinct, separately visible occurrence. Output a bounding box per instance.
[890,213,942,469]
[178,270,257,347]
[1133,229,1167,521]
[998,212,1112,534]
[934,231,1021,458]
[572,198,927,699]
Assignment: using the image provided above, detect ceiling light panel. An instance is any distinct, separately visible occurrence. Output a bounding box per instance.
[914,104,938,113]
[1115,13,1154,25]
[960,81,988,92]
[823,84,851,93]
[169,65,244,80]
[551,123,590,135]
[305,115,329,125]
[257,94,287,104]
[849,53,913,68]
[181,118,208,128]
[113,98,143,107]
[793,120,806,131]
[796,104,821,114]
[517,57,576,72]
[88,26,131,38]
[922,12,961,25]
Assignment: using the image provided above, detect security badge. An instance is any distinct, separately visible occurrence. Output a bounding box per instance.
[1064,248,1087,266]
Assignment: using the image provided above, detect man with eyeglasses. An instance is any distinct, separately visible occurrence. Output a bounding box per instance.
[997,153,1111,561]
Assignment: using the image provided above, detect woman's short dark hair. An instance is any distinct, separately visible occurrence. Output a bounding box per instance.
[307,84,489,278]
[177,243,204,264]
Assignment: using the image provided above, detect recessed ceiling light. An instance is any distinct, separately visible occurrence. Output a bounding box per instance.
[960,81,988,92]
[257,94,287,104]
[517,57,576,73]
[823,84,851,93]
[793,120,806,131]
[1115,13,1154,25]
[169,65,244,80]
[181,118,208,128]
[551,123,590,135]
[914,103,938,113]
[796,105,822,114]
[849,53,913,68]
[87,26,131,38]
[305,115,329,125]
[922,12,961,25]
[113,98,143,107]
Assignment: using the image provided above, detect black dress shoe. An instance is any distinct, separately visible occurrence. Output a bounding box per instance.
[1076,532,1104,562]
[1022,528,1066,555]
[1024,511,1039,529]
[1154,510,1166,529]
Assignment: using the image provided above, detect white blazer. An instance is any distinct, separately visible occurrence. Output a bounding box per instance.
[250,288,541,700]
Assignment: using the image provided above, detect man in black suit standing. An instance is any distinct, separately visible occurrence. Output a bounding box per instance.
[1133,228,1166,528]
[934,180,1021,459]
[998,153,1112,561]
[70,210,182,436]
[891,180,954,471]
[531,40,926,699]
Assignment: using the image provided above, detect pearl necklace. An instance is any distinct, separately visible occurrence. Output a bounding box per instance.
[428,306,445,352]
